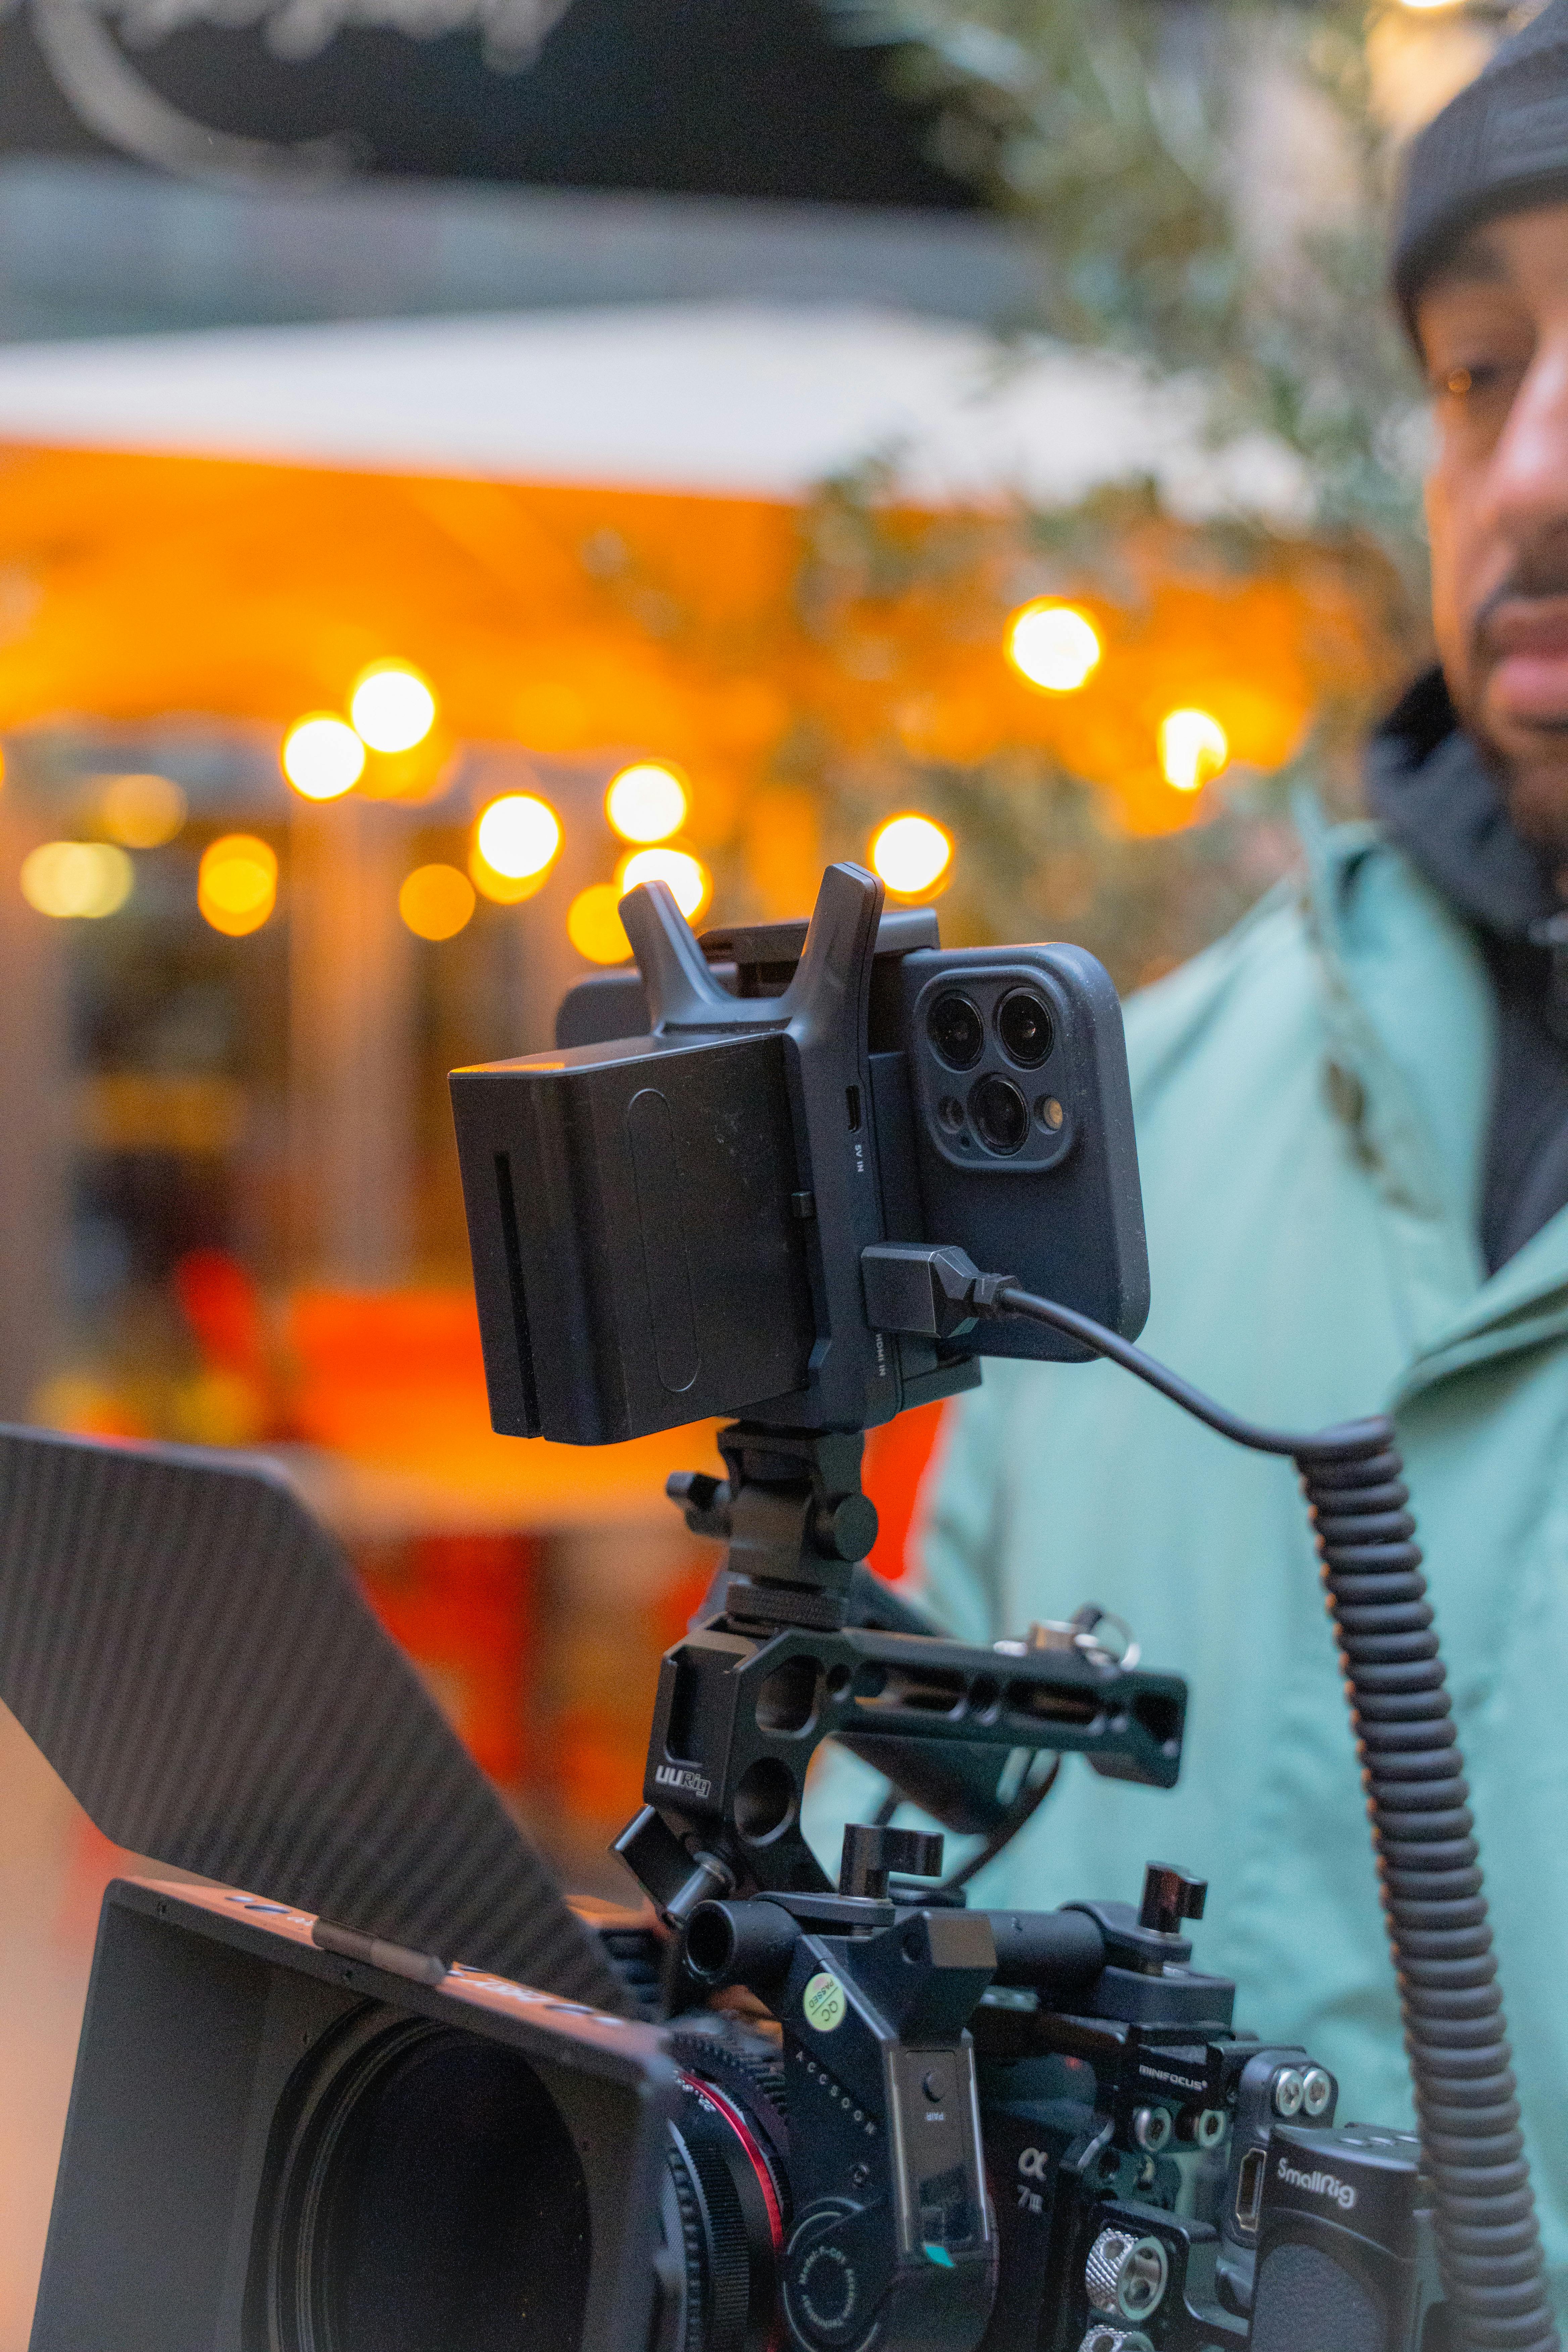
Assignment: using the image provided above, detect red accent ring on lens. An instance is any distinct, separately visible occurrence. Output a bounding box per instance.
[678,2069,786,2257]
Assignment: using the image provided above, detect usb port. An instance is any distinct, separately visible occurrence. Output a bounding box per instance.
[846,1085,862,1132]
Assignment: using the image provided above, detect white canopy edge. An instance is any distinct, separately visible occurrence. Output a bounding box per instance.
[0,300,1310,520]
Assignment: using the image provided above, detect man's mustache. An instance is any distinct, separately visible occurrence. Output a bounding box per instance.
[1474,564,1568,658]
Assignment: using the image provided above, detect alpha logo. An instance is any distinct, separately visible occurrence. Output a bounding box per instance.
[654,1765,714,1801]
[1276,2155,1357,2213]
[1018,2148,1050,2180]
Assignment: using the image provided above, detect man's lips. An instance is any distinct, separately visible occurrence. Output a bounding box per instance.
[1479,595,1568,723]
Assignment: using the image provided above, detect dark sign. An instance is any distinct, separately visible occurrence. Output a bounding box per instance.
[0,0,974,202]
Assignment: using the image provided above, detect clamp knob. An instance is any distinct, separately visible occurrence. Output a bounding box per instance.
[1138,1862,1207,1938]
[838,1822,944,1901]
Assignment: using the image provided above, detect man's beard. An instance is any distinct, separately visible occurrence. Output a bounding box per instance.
[1464,564,1568,865]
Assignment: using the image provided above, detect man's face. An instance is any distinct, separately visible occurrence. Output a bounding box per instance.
[1421,201,1568,863]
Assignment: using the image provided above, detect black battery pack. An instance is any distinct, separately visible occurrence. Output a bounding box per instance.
[452,1028,817,1444]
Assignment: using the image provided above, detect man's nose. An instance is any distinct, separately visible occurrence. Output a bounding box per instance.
[1488,329,1568,549]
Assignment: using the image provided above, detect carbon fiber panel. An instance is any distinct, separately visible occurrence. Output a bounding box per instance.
[0,1425,629,2012]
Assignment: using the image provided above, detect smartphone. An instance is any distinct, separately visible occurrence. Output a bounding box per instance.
[886,942,1148,1357]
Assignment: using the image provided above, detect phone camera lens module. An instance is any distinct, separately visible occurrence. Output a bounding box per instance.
[996,989,1054,1068]
[937,1095,965,1133]
[970,1075,1030,1155]
[927,992,984,1070]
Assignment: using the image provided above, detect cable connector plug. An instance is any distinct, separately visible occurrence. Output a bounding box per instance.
[860,1244,1016,1340]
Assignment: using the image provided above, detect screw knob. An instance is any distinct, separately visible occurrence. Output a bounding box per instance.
[1084,2228,1169,2323]
[1138,1862,1207,1937]
[814,1492,879,1563]
[838,1822,944,1900]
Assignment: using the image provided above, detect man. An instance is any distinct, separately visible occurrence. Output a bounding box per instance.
[811,0,1568,2311]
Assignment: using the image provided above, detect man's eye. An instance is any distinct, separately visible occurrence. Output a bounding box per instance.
[1436,359,1522,402]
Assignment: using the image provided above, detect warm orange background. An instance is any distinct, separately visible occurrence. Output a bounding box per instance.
[0,443,1386,851]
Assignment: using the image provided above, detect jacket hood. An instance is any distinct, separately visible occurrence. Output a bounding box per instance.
[1363,666,1562,940]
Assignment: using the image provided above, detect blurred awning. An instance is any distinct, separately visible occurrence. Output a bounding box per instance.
[0,302,1306,514]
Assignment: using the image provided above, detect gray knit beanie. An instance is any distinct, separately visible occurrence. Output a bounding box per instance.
[1393,0,1568,339]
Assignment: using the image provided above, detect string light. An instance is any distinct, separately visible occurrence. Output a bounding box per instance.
[618,846,709,921]
[606,761,688,844]
[1159,708,1229,794]
[1006,601,1102,693]
[20,841,133,919]
[568,883,633,963]
[96,772,187,848]
[476,794,561,879]
[399,863,475,941]
[282,715,365,801]
[870,814,953,897]
[351,662,438,754]
[198,835,278,936]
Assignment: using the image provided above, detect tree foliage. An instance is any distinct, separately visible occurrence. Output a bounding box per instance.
[752,0,1444,961]
[820,0,1426,581]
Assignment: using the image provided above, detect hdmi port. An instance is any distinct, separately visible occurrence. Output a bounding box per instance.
[1234,2145,1266,2235]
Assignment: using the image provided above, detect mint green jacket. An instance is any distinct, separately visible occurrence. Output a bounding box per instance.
[807,812,1568,2306]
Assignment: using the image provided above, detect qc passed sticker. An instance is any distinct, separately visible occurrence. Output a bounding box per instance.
[802,1970,848,2032]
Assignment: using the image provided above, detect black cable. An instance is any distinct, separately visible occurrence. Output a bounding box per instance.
[985,1281,1558,2352]
[940,1755,1062,1894]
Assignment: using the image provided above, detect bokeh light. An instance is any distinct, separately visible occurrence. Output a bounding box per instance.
[469,849,547,906]
[476,793,561,880]
[399,863,476,941]
[97,771,187,848]
[1159,708,1230,794]
[282,715,365,801]
[1007,601,1102,693]
[20,840,133,920]
[870,814,953,898]
[618,845,710,921]
[605,760,689,844]
[568,883,633,963]
[351,662,438,754]
[198,835,278,936]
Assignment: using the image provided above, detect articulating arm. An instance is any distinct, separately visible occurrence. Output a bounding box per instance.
[615,1424,1186,1920]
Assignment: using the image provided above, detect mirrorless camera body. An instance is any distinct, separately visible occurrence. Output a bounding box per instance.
[648,1853,1447,2352]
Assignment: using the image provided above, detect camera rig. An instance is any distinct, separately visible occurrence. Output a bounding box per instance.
[1,862,1553,2352]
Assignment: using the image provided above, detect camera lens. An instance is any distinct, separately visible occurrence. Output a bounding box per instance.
[927,992,984,1070]
[269,2017,592,2352]
[969,1075,1030,1155]
[996,989,1054,1068]
[268,2017,787,2352]
[665,2065,787,2352]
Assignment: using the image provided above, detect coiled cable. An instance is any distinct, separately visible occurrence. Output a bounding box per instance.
[980,1281,1558,2352]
